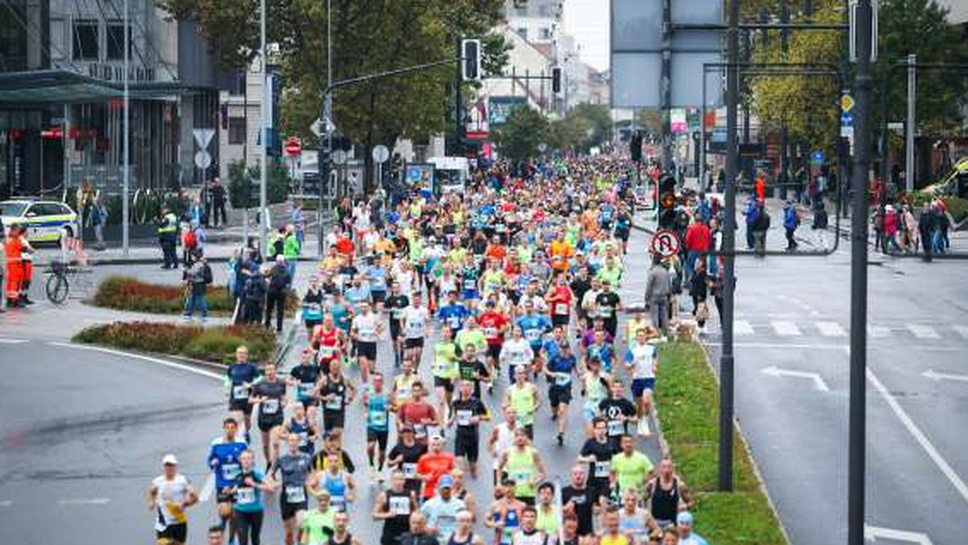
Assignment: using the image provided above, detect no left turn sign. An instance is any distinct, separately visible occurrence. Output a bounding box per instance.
[651,229,681,258]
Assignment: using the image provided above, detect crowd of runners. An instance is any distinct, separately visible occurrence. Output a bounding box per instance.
[149,156,712,545]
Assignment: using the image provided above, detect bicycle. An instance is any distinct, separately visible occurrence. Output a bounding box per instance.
[45,260,94,305]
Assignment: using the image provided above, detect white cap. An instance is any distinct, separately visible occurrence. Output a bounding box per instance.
[162,454,179,466]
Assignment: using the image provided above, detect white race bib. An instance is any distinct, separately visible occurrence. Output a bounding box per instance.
[608,419,624,436]
[262,399,279,415]
[236,487,256,505]
[389,496,411,515]
[456,410,473,426]
[403,463,417,478]
[286,485,306,503]
[221,463,240,481]
[555,372,571,386]
[325,396,342,410]
[555,303,569,315]
[594,461,611,478]
[232,385,249,400]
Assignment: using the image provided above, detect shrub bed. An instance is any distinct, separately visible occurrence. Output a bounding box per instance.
[655,342,788,545]
[92,276,296,315]
[73,321,277,364]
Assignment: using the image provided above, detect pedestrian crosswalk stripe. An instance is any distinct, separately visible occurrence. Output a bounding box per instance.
[867,325,892,338]
[772,321,802,336]
[816,321,847,337]
[735,320,754,336]
[954,325,968,340]
[907,324,940,339]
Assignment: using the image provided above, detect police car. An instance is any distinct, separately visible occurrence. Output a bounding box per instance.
[0,199,80,243]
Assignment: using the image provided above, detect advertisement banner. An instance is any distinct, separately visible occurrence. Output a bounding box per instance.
[488,96,527,126]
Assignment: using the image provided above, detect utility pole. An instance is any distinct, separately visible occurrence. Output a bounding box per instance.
[259,0,268,257]
[905,54,916,194]
[780,0,790,201]
[660,0,673,172]
[848,1,873,544]
[122,0,129,256]
[719,0,740,492]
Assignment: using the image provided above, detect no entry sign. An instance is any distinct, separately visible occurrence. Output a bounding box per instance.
[285,137,302,157]
[650,229,681,258]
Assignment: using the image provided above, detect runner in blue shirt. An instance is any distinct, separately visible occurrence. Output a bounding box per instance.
[438,291,470,333]
[208,417,249,536]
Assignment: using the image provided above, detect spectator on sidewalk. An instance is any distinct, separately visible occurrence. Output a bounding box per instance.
[183,249,213,323]
[742,196,759,251]
[752,201,770,257]
[88,196,108,251]
[683,218,710,284]
[157,207,179,269]
[292,201,306,248]
[211,178,228,228]
[283,224,301,285]
[783,199,799,252]
[242,263,267,324]
[918,203,936,262]
[811,199,829,250]
[265,255,292,333]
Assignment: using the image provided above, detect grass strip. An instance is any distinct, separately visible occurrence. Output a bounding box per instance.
[91,275,296,316]
[655,341,788,545]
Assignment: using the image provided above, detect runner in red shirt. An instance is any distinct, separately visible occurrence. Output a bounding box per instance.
[397,381,439,444]
[545,275,574,330]
[416,435,456,500]
[477,299,510,380]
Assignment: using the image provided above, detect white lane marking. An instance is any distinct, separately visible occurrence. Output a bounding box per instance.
[816,321,847,337]
[200,473,216,502]
[49,342,222,381]
[922,369,968,384]
[707,341,966,353]
[864,524,934,544]
[867,325,891,338]
[762,365,830,392]
[0,500,12,507]
[906,324,940,339]
[0,338,28,344]
[734,320,754,336]
[867,367,968,506]
[771,321,802,336]
[57,498,111,506]
[953,325,968,339]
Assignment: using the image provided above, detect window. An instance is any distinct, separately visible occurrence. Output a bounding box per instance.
[73,20,99,61]
[106,22,130,60]
[516,27,528,39]
[539,27,552,40]
[228,117,246,145]
[50,18,66,60]
[538,5,551,16]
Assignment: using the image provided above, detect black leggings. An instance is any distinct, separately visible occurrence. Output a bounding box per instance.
[234,509,264,545]
[265,291,286,332]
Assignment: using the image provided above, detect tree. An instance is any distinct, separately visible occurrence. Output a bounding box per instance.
[494,106,550,162]
[873,0,968,136]
[160,0,510,191]
[549,103,612,153]
[227,159,290,209]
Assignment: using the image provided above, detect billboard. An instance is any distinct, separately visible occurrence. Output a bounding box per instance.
[405,163,435,193]
[610,0,723,108]
[488,96,527,126]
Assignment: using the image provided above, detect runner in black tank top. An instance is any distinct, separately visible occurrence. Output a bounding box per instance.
[378,472,416,545]
[648,476,679,526]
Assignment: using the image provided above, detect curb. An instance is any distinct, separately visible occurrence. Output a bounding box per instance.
[697,342,794,545]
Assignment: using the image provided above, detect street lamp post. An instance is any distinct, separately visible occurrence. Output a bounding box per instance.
[259,0,268,257]
[122,0,130,256]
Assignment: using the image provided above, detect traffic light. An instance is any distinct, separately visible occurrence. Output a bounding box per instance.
[630,131,643,163]
[658,173,677,229]
[462,39,481,81]
[552,67,562,93]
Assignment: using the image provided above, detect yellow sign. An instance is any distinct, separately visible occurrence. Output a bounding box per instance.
[841,94,854,113]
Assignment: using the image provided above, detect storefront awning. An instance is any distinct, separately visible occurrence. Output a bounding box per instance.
[0,69,209,106]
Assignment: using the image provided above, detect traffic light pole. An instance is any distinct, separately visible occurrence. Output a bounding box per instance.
[848,1,873,544]
[317,57,462,255]
[718,0,739,492]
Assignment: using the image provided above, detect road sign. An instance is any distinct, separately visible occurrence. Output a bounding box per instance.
[841,112,853,126]
[372,145,390,163]
[193,128,215,150]
[332,150,348,165]
[650,229,681,258]
[285,137,302,157]
[194,151,212,169]
[812,150,825,165]
[840,93,855,113]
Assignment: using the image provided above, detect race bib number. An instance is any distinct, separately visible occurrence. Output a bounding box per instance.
[369,411,387,427]
[320,345,336,358]
[512,470,531,485]
[232,385,249,400]
[389,496,411,515]
[483,327,498,338]
[464,279,477,290]
[221,463,241,482]
[449,317,461,329]
[325,396,343,411]
[525,329,541,342]
[262,399,279,415]
[403,463,417,478]
[298,382,315,398]
[286,485,306,504]
[555,303,569,315]
[555,372,571,386]
[608,419,624,436]
[456,410,473,426]
[594,461,611,478]
[236,487,256,505]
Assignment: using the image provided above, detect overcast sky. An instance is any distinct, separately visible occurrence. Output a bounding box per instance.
[563,0,611,71]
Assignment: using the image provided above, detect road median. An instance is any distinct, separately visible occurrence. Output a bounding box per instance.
[657,341,789,545]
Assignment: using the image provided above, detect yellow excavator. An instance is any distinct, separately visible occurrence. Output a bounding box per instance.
[924,157,968,198]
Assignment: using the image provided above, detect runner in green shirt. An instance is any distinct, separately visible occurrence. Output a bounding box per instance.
[301,491,336,545]
[610,434,654,494]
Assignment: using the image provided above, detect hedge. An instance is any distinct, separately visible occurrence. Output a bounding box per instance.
[73,321,276,364]
[655,342,788,545]
[92,276,296,316]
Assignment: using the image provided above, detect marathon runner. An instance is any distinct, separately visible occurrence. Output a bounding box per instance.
[148,454,198,545]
